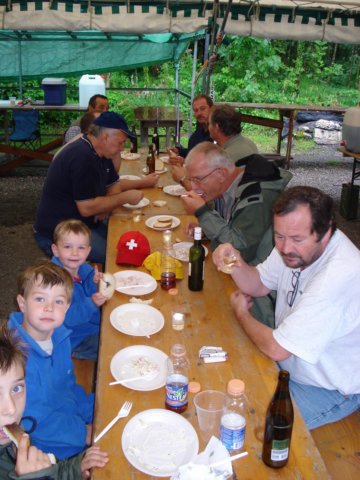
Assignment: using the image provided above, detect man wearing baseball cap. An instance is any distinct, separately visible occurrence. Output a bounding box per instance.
[34,112,149,265]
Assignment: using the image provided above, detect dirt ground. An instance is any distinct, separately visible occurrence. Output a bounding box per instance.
[0,147,359,318]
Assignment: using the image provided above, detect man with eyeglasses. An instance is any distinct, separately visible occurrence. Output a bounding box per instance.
[182,142,291,327]
[213,186,360,430]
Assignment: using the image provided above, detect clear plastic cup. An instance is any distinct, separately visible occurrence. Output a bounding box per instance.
[193,390,227,443]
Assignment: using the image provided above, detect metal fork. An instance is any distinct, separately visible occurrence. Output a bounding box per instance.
[93,401,132,443]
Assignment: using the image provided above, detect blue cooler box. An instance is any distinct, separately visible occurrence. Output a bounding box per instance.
[41,78,67,105]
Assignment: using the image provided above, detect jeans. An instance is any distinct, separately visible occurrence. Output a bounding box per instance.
[34,221,107,266]
[72,334,99,361]
[289,379,360,429]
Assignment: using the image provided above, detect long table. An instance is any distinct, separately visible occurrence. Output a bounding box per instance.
[0,103,86,174]
[219,102,348,169]
[91,170,329,479]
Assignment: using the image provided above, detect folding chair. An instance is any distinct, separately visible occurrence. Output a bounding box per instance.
[9,110,41,150]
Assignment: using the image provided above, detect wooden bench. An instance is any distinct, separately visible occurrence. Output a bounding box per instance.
[311,410,360,479]
[73,358,97,395]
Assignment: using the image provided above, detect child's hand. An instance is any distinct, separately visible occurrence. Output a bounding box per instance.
[81,446,109,479]
[92,292,108,307]
[93,265,102,284]
[15,433,52,475]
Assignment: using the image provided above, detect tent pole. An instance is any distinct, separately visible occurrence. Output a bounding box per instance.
[190,40,198,139]
[175,62,180,144]
[17,36,23,99]
[201,31,210,94]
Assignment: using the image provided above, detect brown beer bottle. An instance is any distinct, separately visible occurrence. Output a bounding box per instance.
[130,126,138,153]
[152,127,160,155]
[146,144,156,173]
[262,370,294,468]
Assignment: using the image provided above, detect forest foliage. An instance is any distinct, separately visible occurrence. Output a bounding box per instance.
[4,36,360,134]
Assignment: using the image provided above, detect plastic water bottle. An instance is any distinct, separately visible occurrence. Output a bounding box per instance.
[220,379,248,452]
[165,344,190,414]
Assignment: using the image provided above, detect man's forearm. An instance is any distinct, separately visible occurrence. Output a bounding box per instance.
[76,192,136,217]
[231,264,269,297]
[235,308,290,361]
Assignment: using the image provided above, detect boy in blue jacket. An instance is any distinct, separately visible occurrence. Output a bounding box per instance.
[0,321,108,478]
[51,219,108,360]
[8,262,96,460]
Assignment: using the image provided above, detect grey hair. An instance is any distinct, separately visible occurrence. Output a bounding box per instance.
[88,124,120,138]
[185,142,235,172]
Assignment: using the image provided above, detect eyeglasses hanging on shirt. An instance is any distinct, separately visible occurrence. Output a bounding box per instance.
[287,270,301,307]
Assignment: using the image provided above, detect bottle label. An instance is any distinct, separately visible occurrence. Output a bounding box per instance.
[270,439,289,461]
[165,378,188,407]
[220,413,246,450]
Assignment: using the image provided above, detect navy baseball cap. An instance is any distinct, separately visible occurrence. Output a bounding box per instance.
[94,112,135,138]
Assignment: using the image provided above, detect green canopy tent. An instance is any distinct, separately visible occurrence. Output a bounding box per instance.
[0,1,359,81]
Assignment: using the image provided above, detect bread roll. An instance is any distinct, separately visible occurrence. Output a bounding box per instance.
[99,272,116,298]
[3,423,29,448]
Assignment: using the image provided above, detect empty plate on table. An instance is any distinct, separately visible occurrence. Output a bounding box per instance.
[121,152,141,160]
[172,242,209,262]
[110,303,164,337]
[121,174,141,180]
[110,346,167,391]
[114,270,157,296]
[142,166,168,175]
[163,184,186,197]
[122,409,199,477]
[145,215,180,231]
[123,197,150,209]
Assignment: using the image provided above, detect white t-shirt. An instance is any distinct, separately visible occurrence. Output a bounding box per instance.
[256,230,360,395]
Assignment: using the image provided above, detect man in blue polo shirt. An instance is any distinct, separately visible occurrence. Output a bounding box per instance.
[34,112,143,265]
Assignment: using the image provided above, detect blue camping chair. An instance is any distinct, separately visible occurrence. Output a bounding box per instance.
[9,110,41,149]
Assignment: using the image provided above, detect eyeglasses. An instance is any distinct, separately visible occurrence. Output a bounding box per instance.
[287,270,301,307]
[185,168,220,185]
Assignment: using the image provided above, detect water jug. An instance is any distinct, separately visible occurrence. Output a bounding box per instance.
[79,75,106,108]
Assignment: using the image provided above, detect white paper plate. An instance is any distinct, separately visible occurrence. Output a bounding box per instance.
[114,271,157,296]
[121,152,141,160]
[110,303,164,337]
[123,197,150,209]
[122,409,199,477]
[172,242,209,262]
[142,167,168,175]
[145,215,180,231]
[110,346,167,391]
[121,174,141,180]
[163,184,186,197]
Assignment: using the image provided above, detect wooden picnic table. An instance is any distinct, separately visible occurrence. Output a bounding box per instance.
[134,106,183,149]
[218,102,348,169]
[0,103,86,175]
[91,169,329,479]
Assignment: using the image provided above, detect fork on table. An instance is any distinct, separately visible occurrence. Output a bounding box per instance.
[93,401,132,443]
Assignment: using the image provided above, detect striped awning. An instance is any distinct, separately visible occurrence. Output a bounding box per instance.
[0,1,359,43]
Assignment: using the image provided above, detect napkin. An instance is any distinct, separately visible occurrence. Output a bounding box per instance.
[143,251,184,280]
[171,436,232,480]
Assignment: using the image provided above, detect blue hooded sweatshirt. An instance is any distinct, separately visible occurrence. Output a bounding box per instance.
[8,312,94,460]
[51,256,100,350]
